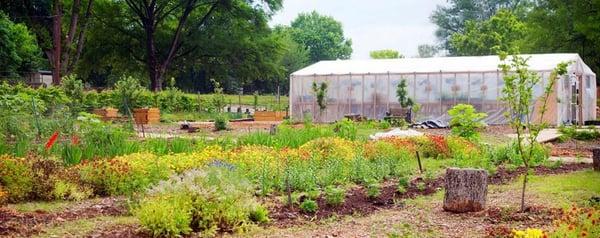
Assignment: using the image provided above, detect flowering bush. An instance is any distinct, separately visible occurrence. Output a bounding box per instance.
[0,155,33,201]
[512,228,546,238]
[135,168,267,237]
[551,205,599,237]
[300,137,357,161]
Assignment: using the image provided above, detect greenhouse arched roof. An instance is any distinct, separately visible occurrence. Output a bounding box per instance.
[291,53,594,76]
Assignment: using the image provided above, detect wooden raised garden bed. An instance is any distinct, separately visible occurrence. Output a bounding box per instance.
[133,108,160,125]
[92,107,118,121]
[254,111,286,121]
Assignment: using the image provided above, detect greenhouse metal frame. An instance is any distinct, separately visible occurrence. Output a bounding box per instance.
[289,53,597,125]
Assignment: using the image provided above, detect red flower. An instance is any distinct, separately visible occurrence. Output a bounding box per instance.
[45,131,60,151]
[71,135,80,145]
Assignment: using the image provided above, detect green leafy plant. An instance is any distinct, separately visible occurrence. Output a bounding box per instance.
[113,76,147,115]
[210,79,226,113]
[61,74,84,114]
[311,81,328,122]
[499,52,569,212]
[0,156,33,202]
[299,199,318,213]
[365,181,381,198]
[324,186,345,206]
[333,118,357,140]
[448,104,487,141]
[396,78,414,109]
[558,125,600,141]
[214,114,228,131]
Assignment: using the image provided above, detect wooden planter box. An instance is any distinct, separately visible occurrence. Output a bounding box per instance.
[133,108,160,124]
[92,107,118,121]
[254,111,286,121]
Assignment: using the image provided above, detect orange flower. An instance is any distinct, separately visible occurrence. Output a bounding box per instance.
[568,224,575,231]
[71,135,80,145]
[45,131,60,151]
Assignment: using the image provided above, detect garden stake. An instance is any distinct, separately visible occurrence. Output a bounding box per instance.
[416,151,423,174]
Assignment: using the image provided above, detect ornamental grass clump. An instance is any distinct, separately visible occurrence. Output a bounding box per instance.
[135,168,268,237]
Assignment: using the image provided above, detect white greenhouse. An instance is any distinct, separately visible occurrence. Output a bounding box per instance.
[289,53,597,125]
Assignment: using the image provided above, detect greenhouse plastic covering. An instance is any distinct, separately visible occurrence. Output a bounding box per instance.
[290,54,597,124]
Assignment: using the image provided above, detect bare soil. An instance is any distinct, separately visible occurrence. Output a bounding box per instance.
[0,197,127,237]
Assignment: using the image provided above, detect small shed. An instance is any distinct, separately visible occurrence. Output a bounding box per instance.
[289,53,597,125]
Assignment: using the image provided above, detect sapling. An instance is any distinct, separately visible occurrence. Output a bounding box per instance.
[499,52,569,212]
[396,78,414,123]
[311,81,328,122]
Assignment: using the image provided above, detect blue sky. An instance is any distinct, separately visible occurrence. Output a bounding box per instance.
[270,0,447,59]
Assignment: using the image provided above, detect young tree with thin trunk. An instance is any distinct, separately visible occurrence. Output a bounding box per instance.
[499,52,569,212]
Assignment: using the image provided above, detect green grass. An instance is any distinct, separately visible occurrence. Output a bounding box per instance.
[34,216,137,238]
[184,93,288,109]
[527,170,600,207]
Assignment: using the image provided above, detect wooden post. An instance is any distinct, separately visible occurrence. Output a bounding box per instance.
[416,151,423,174]
[443,168,488,213]
[593,147,600,171]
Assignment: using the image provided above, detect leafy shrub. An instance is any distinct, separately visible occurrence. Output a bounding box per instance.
[558,125,600,141]
[113,76,148,114]
[448,104,487,141]
[396,184,407,194]
[136,168,267,236]
[379,120,391,129]
[136,193,194,237]
[249,205,270,223]
[214,114,228,131]
[333,118,357,140]
[488,141,549,166]
[365,181,381,198]
[51,179,92,201]
[0,155,33,201]
[61,75,85,114]
[299,199,318,213]
[324,186,345,206]
[300,137,356,161]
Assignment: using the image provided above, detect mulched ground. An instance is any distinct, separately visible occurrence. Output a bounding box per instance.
[0,163,591,237]
[547,138,600,157]
[0,197,127,237]
[269,162,592,228]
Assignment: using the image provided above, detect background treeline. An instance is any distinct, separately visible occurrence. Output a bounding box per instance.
[0,0,598,95]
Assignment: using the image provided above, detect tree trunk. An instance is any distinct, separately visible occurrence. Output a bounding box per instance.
[52,0,62,85]
[443,168,488,213]
[144,22,161,92]
[593,147,600,171]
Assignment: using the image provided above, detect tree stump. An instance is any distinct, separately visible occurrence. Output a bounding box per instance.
[443,168,488,213]
[593,147,600,171]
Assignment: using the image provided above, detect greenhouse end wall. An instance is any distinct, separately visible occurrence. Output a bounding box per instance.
[289,71,597,125]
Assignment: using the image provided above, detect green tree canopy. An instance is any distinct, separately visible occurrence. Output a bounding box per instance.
[0,11,41,78]
[290,11,352,64]
[449,10,525,56]
[78,0,284,91]
[522,0,600,79]
[430,0,524,54]
[370,49,403,59]
[417,44,439,58]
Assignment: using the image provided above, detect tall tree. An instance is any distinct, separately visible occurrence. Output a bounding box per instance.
[90,0,281,91]
[1,0,95,84]
[80,0,283,91]
[370,49,403,59]
[449,10,526,56]
[523,0,600,80]
[0,11,42,78]
[430,0,524,54]
[290,11,352,64]
[417,44,439,58]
